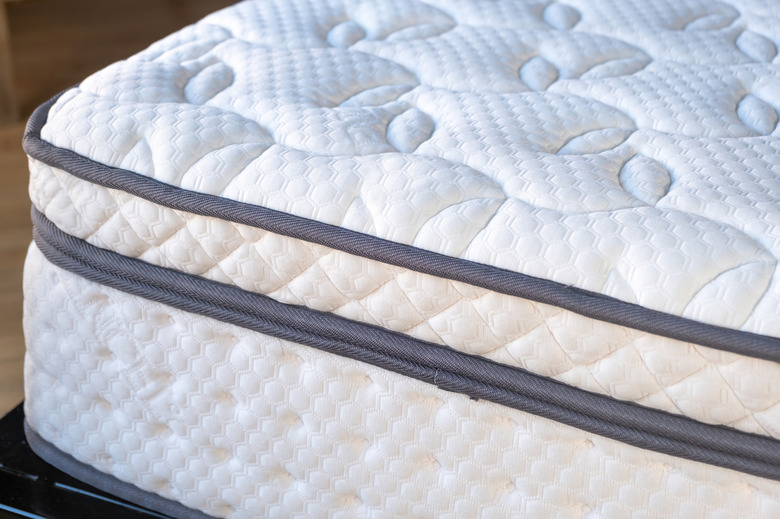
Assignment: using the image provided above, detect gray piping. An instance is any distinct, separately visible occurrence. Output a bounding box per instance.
[22,92,780,363]
[24,421,211,519]
[32,208,780,482]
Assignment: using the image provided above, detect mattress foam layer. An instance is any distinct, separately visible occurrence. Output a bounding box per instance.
[28,157,780,440]
[36,0,780,338]
[23,244,780,519]
[20,0,780,515]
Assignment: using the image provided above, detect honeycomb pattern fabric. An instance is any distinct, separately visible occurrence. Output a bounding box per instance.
[37,0,780,338]
[23,246,780,518]
[28,158,780,440]
[21,0,780,516]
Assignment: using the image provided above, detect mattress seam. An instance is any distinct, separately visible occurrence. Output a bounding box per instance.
[30,206,780,482]
[23,91,780,363]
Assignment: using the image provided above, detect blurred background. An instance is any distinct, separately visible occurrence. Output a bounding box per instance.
[0,0,235,415]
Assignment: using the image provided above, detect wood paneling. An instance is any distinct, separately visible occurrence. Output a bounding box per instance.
[7,0,235,118]
[0,3,18,123]
[0,121,27,415]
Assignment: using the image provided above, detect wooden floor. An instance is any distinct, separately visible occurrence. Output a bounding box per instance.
[0,0,235,416]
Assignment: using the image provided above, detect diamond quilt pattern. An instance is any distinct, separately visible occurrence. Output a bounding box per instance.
[29,158,780,439]
[23,0,780,514]
[36,0,780,337]
[23,247,780,518]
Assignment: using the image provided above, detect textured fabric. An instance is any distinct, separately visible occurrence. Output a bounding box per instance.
[34,0,780,339]
[24,423,212,519]
[23,248,780,518]
[26,107,780,363]
[28,160,780,439]
[32,212,780,480]
[20,0,780,517]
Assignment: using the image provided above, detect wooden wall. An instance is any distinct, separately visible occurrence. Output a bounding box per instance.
[0,0,235,415]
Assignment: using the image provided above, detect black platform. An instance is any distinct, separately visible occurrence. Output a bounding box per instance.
[0,403,174,519]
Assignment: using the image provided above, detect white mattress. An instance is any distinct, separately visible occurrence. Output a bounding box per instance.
[21,0,780,517]
[23,246,780,518]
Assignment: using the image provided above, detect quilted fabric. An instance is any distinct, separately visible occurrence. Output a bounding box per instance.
[37,0,780,337]
[21,0,780,516]
[23,246,780,518]
[28,157,780,439]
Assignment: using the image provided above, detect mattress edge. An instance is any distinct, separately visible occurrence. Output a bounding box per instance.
[22,92,780,363]
[30,208,780,482]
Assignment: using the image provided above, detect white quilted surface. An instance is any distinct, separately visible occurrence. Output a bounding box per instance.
[29,157,780,440]
[23,246,780,518]
[37,0,780,337]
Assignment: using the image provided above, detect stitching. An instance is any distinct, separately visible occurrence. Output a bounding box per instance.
[31,211,780,482]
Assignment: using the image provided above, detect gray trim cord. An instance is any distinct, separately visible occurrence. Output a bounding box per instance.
[31,208,780,482]
[22,92,780,363]
[24,421,212,519]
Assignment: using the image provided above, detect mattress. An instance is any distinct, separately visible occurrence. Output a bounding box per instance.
[21,0,780,517]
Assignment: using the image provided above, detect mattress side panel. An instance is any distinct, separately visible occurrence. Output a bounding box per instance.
[22,244,780,518]
[28,157,780,440]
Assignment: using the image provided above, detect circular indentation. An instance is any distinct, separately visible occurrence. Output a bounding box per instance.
[619,154,672,206]
[737,31,778,63]
[327,21,366,48]
[738,94,779,135]
[519,56,558,91]
[543,3,581,30]
[387,108,435,152]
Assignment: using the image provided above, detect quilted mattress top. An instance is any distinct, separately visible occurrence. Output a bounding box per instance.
[37,0,780,339]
